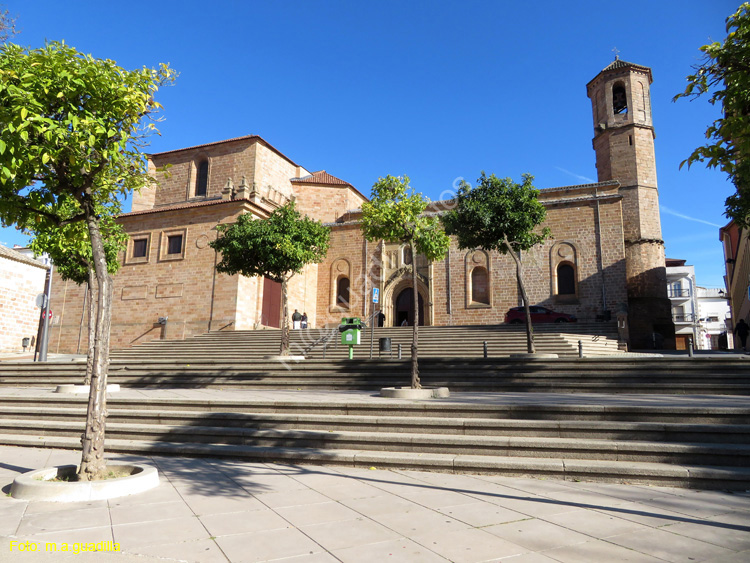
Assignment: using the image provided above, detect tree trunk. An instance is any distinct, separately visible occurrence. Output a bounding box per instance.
[280,275,290,356]
[78,208,113,481]
[504,236,535,354]
[410,241,421,389]
[83,270,96,386]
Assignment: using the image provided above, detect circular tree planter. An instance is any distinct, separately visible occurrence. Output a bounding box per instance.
[10,464,159,502]
[380,386,450,399]
[263,355,306,362]
[508,353,559,359]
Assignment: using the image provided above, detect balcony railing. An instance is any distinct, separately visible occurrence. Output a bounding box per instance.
[673,313,696,323]
[668,288,691,298]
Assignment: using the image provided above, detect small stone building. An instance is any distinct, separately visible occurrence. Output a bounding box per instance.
[48,59,674,352]
[0,245,48,353]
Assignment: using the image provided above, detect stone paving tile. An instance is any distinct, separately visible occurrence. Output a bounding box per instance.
[112,515,210,549]
[11,524,114,546]
[213,527,324,563]
[606,527,736,562]
[543,507,652,538]
[108,499,195,525]
[272,552,341,563]
[708,550,750,563]
[368,504,469,537]
[299,517,400,551]
[339,494,421,517]
[126,538,230,563]
[713,510,750,527]
[541,538,665,562]
[199,508,290,537]
[484,518,592,552]
[275,500,361,527]
[435,501,528,527]
[107,482,183,507]
[637,492,750,519]
[661,518,750,551]
[16,506,110,536]
[23,499,107,515]
[253,488,332,509]
[307,480,384,501]
[0,501,27,536]
[590,500,698,528]
[179,492,266,516]
[332,537,451,562]
[411,527,529,562]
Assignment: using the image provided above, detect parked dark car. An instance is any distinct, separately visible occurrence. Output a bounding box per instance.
[504,306,577,324]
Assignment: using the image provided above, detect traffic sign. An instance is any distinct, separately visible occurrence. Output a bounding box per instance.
[372,288,379,303]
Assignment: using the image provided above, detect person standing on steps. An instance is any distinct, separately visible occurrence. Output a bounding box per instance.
[300,312,308,329]
[292,309,302,330]
[734,319,749,352]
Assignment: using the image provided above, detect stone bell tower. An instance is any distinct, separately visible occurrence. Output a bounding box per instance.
[586,58,675,349]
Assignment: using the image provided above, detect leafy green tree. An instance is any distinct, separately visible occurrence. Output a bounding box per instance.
[0,41,174,480]
[442,173,550,353]
[675,3,750,227]
[210,201,331,356]
[360,175,450,388]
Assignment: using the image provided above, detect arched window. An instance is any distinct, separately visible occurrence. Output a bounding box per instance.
[195,160,209,197]
[613,83,627,114]
[337,277,350,308]
[557,263,576,295]
[471,267,489,304]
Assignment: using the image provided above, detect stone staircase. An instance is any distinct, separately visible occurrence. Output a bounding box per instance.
[1,392,749,489]
[108,323,624,362]
[3,356,750,393]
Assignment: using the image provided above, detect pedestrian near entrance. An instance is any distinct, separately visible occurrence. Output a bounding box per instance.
[734,319,749,352]
[292,309,302,330]
[301,312,308,329]
[401,318,408,326]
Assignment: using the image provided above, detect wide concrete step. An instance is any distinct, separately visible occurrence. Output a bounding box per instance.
[4,419,749,466]
[1,433,747,490]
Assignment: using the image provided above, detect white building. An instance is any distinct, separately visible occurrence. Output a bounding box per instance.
[696,286,732,350]
[665,258,699,350]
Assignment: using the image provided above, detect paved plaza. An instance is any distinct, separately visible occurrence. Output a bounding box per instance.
[1,440,749,562]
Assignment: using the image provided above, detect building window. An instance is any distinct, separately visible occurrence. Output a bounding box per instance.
[132,239,148,258]
[557,263,576,295]
[471,267,489,304]
[159,228,187,261]
[167,235,183,255]
[337,277,350,308]
[195,160,208,197]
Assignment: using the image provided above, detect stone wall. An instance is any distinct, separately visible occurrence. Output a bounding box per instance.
[0,250,48,353]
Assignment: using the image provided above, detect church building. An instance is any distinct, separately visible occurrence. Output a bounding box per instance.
[47,59,674,353]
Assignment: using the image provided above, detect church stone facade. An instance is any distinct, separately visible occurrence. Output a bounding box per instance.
[47,59,674,353]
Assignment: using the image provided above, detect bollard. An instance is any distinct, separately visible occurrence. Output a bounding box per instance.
[688,338,694,357]
[398,343,402,359]
[483,341,488,358]
[578,340,583,358]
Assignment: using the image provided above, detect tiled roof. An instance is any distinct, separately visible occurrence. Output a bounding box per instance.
[0,245,48,269]
[148,135,300,167]
[291,170,353,187]
[587,58,653,88]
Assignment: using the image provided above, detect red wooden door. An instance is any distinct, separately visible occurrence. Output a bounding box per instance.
[261,277,281,328]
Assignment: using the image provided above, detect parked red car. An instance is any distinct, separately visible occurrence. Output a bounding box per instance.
[504,306,577,324]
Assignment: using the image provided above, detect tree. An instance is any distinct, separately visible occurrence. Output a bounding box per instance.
[442,173,550,354]
[360,175,450,388]
[0,7,16,43]
[0,42,175,480]
[675,3,750,227]
[209,201,330,356]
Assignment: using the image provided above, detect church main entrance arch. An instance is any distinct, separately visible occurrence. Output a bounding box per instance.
[395,287,424,326]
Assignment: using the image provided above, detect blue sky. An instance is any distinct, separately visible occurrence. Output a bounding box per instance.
[0,0,737,287]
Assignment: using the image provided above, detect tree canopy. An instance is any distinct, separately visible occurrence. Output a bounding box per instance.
[442,173,550,353]
[210,201,330,355]
[360,175,450,388]
[674,3,750,227]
